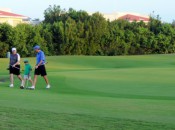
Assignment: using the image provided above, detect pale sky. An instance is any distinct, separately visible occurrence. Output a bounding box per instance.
[0,0,174,22]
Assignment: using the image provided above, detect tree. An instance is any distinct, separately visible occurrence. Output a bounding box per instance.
[0,23,14,49]
[0,41,9,58]
[44,5,66,24]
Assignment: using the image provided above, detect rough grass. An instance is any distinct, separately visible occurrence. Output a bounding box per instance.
[0,106,174,130]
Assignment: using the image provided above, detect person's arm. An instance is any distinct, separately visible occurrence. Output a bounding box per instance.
[35,60,43,69]
[35,60,44,69]
[12,54,20,67]
[37,60,43,67]
[30,65,32,71]
[28,65,32,75]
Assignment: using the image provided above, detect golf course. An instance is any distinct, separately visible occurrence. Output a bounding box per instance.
[0,55,175,130]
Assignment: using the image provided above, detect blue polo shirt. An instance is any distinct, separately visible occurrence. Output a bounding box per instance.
[36,50,45,65]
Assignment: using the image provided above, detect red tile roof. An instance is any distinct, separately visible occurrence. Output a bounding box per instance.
[118,14,149,22]
[0,10,27,18]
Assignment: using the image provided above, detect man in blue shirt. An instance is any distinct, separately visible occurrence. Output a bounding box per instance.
[29,45,50,90]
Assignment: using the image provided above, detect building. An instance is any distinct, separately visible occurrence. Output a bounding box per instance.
[103,12,150,23]
[118,14,149,23]
[31,19,42,25]
[0,8,30,26]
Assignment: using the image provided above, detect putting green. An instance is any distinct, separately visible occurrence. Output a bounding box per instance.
[0,55,175,130]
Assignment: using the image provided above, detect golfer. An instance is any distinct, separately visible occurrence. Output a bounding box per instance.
[29,45,50,90]
[9,47,24,89]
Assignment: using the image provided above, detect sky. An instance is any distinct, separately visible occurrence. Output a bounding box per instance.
[0,0,174,23]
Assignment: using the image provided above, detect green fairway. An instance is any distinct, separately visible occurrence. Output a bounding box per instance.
[0,55,175,130]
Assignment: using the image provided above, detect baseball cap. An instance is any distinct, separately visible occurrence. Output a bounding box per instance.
[33,45,40,50]
[24,59,29,63]
[12,48,16,51]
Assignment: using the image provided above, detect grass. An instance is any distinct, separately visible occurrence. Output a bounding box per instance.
[0,55,175,130]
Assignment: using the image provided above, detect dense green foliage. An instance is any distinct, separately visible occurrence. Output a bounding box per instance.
[1,5,175,57]
[0,55,175,129]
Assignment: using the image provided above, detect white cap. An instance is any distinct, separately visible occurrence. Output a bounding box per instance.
[12,48,16,51]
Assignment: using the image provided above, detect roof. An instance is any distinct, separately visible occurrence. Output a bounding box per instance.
[118,14,149,22]
[0,10,28,19]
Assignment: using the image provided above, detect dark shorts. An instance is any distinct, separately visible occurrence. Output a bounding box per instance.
[34,65,47,76]
[9,65,20,75]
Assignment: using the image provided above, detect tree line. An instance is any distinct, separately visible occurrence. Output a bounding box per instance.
[0,5,175,57]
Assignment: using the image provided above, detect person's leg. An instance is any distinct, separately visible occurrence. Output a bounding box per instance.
[23,79,26,87]
[9,66,14,87]
[10,74,14,87]
[43,75,50,89]
[43,75,49,85]
[33,75,38,87]
[18,75,24,89]
[10,74,14,84]
[41,65,50,88]
[28,76,36,90]
[29,79,33,86]
[18,75,24,85]
[17,75,23,81]
[14,65,24,88]
[28,67,39,90]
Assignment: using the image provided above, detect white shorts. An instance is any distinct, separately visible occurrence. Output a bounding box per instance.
[24,75,31,80]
